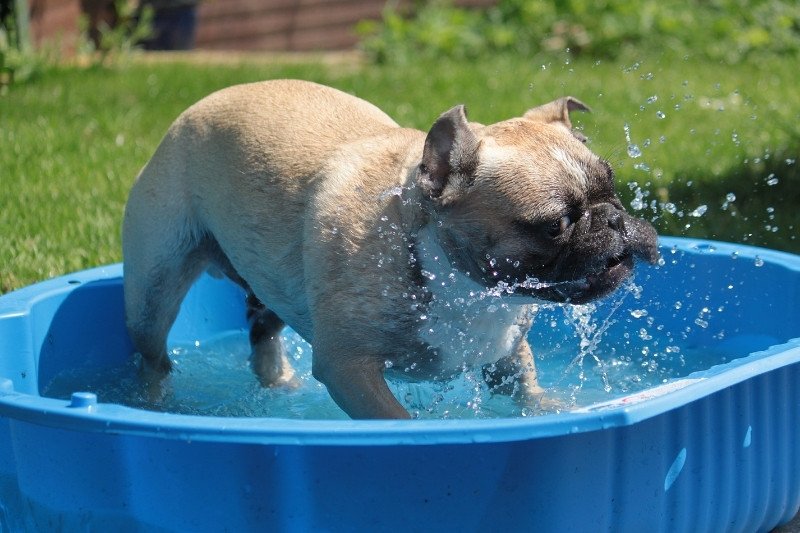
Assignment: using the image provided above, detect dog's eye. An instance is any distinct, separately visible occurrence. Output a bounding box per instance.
[547,215,571,238]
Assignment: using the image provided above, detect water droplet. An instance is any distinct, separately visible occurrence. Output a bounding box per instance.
[689,205,707,217]
[627,144,642,158]
[765,173,779,186]
[656,111,666,119]
[623,122,632,143]
[630,309,648,318]
[754,256,764,267]
[647,95,658,104]
[421,269,436,281]
[726,192,736,202]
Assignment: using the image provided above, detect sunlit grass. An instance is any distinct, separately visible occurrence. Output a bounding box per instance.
[1,50,797,292]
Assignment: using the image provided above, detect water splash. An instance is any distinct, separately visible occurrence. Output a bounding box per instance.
[543,279,642,407]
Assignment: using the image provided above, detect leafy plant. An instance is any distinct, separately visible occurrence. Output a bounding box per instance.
[77,0,154,66]
[0,11,48,87]
[357,0,800,64]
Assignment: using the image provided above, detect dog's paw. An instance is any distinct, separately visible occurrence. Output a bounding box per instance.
[257,367,301,391]
[530,394,569,415]
[133,351,171,379]
[250,350,300,390]
[511,383,571,415]
[132,351,172,403]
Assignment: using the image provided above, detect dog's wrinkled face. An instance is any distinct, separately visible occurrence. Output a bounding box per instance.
[417,100,660,305]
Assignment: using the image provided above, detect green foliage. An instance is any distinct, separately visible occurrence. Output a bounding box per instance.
[0,12,48,87]
[357,0,800,63]
[77,0,154,67]
[1,0,153,90]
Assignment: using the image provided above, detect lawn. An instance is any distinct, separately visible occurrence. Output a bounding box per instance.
[1,49,798,293]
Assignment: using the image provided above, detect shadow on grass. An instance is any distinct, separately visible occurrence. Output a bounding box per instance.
[619,148,800,255]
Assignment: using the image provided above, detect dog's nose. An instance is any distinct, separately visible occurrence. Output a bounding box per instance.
[607,211,623,232]
[586,203,623,233]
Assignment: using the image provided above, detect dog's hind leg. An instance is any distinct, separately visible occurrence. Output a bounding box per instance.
[245,293,296,387]
[122,183,212,382]
[208,248,296,388]
[124,238,211,382]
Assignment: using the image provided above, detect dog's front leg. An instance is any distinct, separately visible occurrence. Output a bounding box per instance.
[312,355,410,419]
[484,338,546,408]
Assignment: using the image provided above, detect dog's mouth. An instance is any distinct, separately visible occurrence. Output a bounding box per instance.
[512,253,635,304]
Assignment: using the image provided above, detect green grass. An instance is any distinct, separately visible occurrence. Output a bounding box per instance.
[1,50,798,293]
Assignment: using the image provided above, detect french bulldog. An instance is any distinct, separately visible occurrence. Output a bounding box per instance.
[123,79,659,419]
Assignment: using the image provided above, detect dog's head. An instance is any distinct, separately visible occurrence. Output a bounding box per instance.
[416,98,659,304]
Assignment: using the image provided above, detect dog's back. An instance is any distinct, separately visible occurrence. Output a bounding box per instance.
[122,80,403,369]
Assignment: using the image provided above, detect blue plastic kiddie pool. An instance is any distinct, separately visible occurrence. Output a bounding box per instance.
[0,237,798,532]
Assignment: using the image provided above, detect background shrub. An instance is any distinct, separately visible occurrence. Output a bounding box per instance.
[357,0,800,64]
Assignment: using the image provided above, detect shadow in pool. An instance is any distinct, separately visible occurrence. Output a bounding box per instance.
[37,279,135,393]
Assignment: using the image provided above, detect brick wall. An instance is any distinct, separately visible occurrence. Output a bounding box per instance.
[28,0,82,51]
[195,0,494,52]
[195,0,378,51]
[26,0,495,53]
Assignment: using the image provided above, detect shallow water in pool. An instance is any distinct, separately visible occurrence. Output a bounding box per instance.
[42,281,758,419]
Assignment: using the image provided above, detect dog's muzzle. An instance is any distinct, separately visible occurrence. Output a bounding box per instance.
[506,212,659,304]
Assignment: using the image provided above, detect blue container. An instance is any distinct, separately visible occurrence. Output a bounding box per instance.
[0,237,798,532]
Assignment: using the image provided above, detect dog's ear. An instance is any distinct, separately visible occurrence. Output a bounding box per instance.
[523,96,591,143]
[418,105,480,201]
